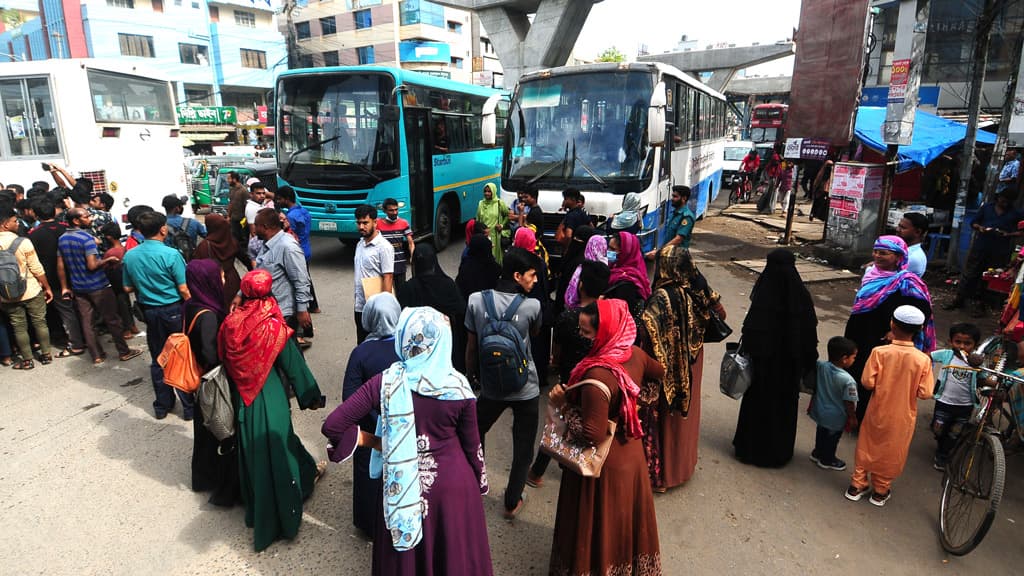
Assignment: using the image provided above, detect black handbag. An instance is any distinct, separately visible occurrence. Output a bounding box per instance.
[703,309,733,343]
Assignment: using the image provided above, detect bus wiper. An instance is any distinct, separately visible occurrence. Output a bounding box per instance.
[526,141,569,186]
[571,138,608,187]
[282,134,344,181]
[316,157,382,182]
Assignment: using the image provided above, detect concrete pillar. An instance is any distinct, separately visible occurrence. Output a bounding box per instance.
[438,0,600,86]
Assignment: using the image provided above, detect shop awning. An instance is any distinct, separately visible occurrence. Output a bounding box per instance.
[855,106,997,173]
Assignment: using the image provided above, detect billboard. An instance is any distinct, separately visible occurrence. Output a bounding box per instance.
[399,41,451,64]
[785,0,872,145]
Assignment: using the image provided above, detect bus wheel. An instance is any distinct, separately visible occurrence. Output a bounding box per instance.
[339,238,358,251]
[434,199,454,251]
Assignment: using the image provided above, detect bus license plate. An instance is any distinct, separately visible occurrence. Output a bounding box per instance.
[318,221,337,232]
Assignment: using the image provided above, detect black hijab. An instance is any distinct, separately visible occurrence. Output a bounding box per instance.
[397,245,465,318]
[555,225,597,312]
[742,249,818,365]
[456,235,501,301]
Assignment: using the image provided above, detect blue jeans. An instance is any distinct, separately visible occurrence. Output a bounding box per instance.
[144,302,193,416]
[814,425,843,464]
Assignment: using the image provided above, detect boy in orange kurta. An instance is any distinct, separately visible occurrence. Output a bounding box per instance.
[845,305,934,507]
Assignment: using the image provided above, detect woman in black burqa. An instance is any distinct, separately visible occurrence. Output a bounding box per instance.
[397,244,468,371]
[733,249,818,468]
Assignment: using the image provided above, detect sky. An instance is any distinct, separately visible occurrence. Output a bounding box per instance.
[573,0,804,76]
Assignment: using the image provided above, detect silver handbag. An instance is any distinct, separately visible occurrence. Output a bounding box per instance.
[720,340,753,400]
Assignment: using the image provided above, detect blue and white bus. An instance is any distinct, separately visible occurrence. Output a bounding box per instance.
[502,62,727,252]
[274,66,507,248]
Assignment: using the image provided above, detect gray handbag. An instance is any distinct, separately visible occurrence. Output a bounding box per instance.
[198,365,235,441]
[720,339,753,400]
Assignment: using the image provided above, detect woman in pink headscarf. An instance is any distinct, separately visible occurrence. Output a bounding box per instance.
[606,231,651,344]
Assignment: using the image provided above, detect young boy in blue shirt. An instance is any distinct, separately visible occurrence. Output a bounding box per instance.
[930,323,981,470]
[809,336,860,471]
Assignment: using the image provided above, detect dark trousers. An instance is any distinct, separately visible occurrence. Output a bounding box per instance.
[0,312,11,358]
[115,291,136,334]
[49,295,85,350]
[814,425,843,464]
[144,302,194,417]
[75,288,131,360]
[476,395,540,511]
[354,311,368,344]
[957,247,1006,303]
[932,400,974,464]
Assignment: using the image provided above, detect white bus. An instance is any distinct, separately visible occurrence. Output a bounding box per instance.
[0,59,186,222]
[501,62,728,253]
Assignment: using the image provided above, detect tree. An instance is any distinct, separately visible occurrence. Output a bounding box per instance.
[596,46,626,63]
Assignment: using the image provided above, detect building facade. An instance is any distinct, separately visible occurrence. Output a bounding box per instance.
[866,0,1024,115]
[284,0,478,84]
[0,0,286,142]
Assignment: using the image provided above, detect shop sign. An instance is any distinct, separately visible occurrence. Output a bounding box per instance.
[257,106,268,125]
[783,138,830,161]
[177,106,237,125]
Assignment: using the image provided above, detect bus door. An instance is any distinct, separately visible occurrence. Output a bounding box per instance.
[404,106,434,235]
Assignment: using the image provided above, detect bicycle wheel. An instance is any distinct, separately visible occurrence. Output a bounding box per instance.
[939,431,1006,555]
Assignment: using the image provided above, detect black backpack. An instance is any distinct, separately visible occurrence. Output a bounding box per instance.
[478,290,531,396]
[166,218,196,262]
[0,237,27,301]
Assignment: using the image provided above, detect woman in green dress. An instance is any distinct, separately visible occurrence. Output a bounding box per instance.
[475,182,509,263]
[218,269,326,552]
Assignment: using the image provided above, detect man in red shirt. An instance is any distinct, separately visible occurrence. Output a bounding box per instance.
[376,197,415,287]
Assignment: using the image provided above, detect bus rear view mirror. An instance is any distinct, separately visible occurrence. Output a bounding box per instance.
[481,93,506,147]
[648,82,666,146]
[381,105,400,122]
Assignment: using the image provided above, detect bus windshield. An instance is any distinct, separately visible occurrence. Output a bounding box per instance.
[277,72,399,186]
[504,71,654,189]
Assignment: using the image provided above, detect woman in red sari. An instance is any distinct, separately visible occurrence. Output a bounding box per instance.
[547,298,664,576]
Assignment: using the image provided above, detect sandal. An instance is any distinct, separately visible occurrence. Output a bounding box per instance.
[93,357,105,365]
[315,460,328,483]
[12,359,34,370]
[119,349,143,362]
[39,353,53,365]
[57,348,86,358]
[0,357,12,367]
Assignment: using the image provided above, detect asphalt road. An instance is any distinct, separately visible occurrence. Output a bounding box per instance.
[2,218,1023,575]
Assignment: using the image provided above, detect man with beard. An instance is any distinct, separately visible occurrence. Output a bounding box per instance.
[353,204,394,343]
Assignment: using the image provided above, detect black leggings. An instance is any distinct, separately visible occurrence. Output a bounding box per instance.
[476,395,540,511]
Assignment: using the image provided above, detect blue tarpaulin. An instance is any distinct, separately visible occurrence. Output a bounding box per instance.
[855,106,997,173]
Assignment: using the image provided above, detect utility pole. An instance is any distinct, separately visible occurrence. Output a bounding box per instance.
[949,0,997,270]
[981,30,1024,204]
[282,0,299,69]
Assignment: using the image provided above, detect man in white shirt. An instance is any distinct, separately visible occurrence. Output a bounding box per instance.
[352,204,394,343]
[897,212,929,278]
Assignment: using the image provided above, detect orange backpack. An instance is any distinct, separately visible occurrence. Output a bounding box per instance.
[157,309,210,394]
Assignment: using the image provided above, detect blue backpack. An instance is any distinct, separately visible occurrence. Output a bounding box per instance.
[479,290,530,396]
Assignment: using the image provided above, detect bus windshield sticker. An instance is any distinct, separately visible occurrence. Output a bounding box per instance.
[521,84,561,109]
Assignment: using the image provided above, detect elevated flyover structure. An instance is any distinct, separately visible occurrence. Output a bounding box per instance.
[433,0,603,85]
[639,42,794,93]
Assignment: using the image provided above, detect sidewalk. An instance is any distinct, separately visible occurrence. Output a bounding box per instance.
[718,195,825,244]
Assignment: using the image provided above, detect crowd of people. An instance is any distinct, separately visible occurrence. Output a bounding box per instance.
[6,165,1017,573]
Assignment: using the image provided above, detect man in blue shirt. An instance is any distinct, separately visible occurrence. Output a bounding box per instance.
[275,185,318,317]
[58,208,141,364]
[998,149,1020,194]
[946,191,1022,316]
[646,185,695,260]
[555,187,590,248]
[896,212,928,277]
[162,194,206,250]
[252,207,312,338]
[122,210,192,420]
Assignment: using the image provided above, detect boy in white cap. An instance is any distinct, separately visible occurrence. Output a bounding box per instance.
[845,304,934,506]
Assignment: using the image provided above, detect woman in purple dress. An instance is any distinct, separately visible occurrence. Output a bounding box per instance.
[323,306,492,576]
[342,292,401,539]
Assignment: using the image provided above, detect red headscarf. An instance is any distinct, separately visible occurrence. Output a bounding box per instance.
[609,231,651,300]
[217,269,294,406]
[568,299,644,438]
[465,218,477,245]
[513,226,537,253]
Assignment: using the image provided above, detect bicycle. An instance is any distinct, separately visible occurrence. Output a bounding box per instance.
[937,338,1024,556]
[730,172,754,204]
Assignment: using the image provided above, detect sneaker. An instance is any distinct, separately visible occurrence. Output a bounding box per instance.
[809,451,820,465]
[933,459,946,472]
[526,471,544,488]
[845,485,870,502]
[869,491,892,507]
[817,458,847,471]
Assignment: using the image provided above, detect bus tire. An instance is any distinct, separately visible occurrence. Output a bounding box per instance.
[434,197,457,251]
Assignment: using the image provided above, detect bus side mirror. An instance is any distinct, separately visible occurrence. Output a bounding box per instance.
[648,82,666,147]
[481,93,506,147]
[381,105,400,122]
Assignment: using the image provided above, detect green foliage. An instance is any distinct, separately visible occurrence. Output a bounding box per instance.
[596,46,626,63]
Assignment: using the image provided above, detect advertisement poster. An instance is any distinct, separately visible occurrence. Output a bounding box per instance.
[829,196,860,220]
[888,58,911,103]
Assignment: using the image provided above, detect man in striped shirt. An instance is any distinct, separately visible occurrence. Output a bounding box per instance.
[376,197,414,288]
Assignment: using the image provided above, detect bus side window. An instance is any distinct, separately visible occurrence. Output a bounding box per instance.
[433,118,449,154]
